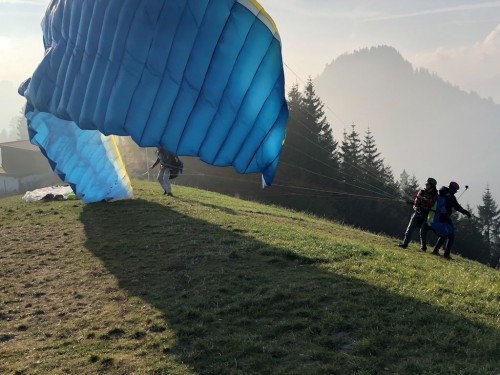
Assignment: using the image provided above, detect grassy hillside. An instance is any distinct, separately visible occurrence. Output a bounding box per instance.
[1,180,499,375]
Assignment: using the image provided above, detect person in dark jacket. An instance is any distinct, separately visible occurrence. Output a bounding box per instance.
[398,177,438,251]
[150,147,181,196]
[432,181,471,259]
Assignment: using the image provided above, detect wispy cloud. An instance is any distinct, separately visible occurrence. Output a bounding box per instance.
[361,1,500,22]
[265,0,381,21]
[413,23,500,100]
[416,23,500,68]
[0,0,47,5]
[268,1,500,26]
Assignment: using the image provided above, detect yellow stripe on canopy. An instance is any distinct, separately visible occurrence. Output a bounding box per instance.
[238,0,280,39]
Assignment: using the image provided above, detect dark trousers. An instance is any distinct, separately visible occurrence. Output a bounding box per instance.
[433,232,455,257]
[402,212,428,248]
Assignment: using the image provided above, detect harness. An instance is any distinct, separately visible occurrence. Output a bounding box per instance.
[428,194,454,237]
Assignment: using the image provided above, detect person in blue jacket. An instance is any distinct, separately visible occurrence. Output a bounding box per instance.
[431,181,471,259]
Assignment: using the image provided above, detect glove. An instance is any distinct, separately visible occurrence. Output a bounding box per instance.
[466,211,472,218]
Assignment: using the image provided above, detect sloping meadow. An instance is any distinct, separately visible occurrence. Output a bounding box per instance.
[1,180,499,374]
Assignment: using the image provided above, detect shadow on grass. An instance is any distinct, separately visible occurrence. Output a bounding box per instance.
[81,199,499,375]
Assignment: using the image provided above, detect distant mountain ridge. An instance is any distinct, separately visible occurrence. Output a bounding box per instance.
[314,45,500,207]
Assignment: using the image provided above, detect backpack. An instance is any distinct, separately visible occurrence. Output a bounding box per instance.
[158,149,173,165]
[429,195,453,237]
[168,156,183,180]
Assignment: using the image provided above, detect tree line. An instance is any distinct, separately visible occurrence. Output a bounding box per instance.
[286,79,500,267]
[7,86,498,268]
[140,78,497,268]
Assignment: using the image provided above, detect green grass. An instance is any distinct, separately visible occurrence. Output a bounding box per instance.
[1,180,499,374]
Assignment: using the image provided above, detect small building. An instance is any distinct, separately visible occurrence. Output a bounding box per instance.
[0,140,60,197]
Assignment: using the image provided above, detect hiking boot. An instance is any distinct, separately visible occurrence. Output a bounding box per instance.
[444,254,452,260]
[420,246,427,252]
[167,192,174,197]
[432,250,440,256]
[398,243,408,249]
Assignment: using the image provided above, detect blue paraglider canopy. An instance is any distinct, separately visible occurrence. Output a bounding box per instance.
[19,0,289,203]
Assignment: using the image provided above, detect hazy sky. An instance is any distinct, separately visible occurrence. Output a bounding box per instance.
[1,0,500,130]
[263,1,500,100]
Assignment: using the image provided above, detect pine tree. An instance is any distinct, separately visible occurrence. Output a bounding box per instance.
[380,164,399,197]
[399,170,409,191]
[477,186,500,246]
[302,78,338,160]
[360,127,397,198]
[280,80,340,187]
[361,128,382,172]
[6,105,28,141]
[287,83,303,117]
[399,170,419,200]
[16,109,29,141]
[278,84,306,182]
[477,186,500,266]
[454,205,491,264]
[340,124,362,186]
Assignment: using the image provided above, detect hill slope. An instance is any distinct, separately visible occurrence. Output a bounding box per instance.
[314,46,500,207]
[1,181,499,374]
